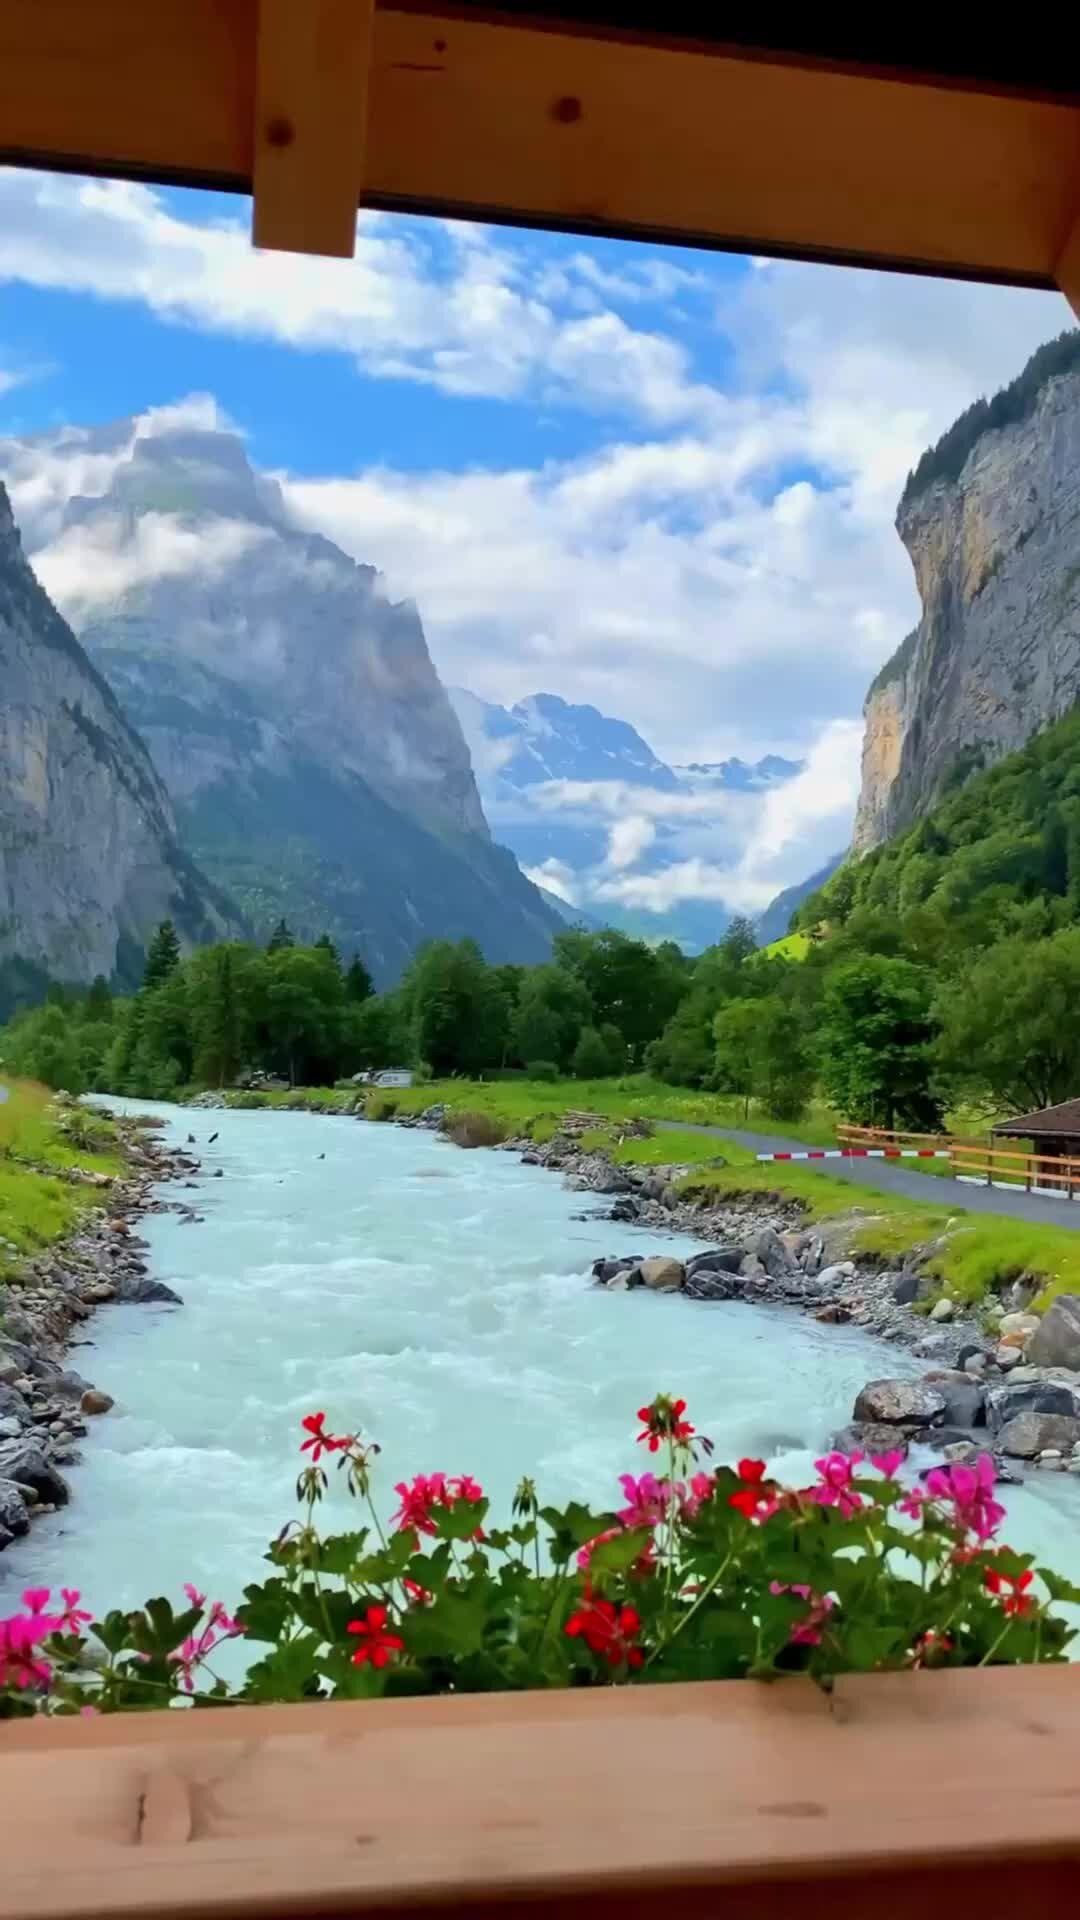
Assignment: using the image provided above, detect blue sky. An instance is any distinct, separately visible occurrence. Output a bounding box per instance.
[0,166,1071,911]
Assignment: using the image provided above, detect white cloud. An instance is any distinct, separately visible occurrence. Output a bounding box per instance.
[0,168,1071,916]
[33,510,269,619]
[0,170,714,425]
[606,815,656,869]
[522,858,578,905]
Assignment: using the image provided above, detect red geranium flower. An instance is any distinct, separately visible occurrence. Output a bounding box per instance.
[299,1412,348,1462]
[728,1458,776,1522]
[565,1597,643,1668]
[636,1395,695,1454]
[984,1566,1036,1617]
[347,1605,405,1668]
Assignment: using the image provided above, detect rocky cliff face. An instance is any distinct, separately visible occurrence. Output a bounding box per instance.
[0,483,232,1001]
[7,421,559,983]
[853,337,1080,853]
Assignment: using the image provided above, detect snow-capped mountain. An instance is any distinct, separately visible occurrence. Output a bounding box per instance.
[451,688,804,948]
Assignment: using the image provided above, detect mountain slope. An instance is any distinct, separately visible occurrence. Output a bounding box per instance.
[755,853,844,946]
[8,422,561,984]
[0,481,233,1014]
[854,331,1080,853]
[802,703,1080,932]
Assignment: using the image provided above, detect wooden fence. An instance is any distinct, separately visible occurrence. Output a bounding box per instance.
[837,1124,1080,1197]
[5,1670,1080,1918]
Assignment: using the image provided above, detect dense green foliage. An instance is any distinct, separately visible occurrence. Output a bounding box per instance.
[900,328,1080,508]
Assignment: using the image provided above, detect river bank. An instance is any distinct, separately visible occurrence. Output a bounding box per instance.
[0,1093,196,1550]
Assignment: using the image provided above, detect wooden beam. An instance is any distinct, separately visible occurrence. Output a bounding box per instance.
[1056,204,1080,320]
[0,0,1079,285]
[252,0,374,255]
[5,1669,1080,1917]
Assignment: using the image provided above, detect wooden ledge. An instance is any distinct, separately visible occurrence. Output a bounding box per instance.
[4,1667,1080,1917]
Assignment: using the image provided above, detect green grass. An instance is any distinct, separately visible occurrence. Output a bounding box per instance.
[0,1080,124,1282]
[753,932,811,962]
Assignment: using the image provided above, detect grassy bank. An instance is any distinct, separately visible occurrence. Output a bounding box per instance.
[0,1080,123,1283]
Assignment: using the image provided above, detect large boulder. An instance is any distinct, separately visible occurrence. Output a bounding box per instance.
[922,1371,986,1428]
[832,1423,911,1457]
[592,1256,638,1286]
[753,1227,797,1279]
[987,1381,1079,1432]
[639,1256,685,1293]
[1027,1296,1080,1371]
[685,1248,744,1281]
[684,1267,744,1302]
[852,1379,948,1427]
[996,1412,1080,1459]
[115,1273,183,1306]
[0,1440,69,1506]
[0,1383,30,1425]
[0,1478,30,1542]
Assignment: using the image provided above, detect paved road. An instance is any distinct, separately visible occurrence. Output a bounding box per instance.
[654,1120,1080,1233]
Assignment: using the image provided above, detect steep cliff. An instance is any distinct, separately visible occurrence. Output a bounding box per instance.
[0,483,233,1009]
[853,332,1080,854]
[9,422,559,983]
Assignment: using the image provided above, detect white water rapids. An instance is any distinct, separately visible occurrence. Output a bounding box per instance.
[4,1101,1080,1614]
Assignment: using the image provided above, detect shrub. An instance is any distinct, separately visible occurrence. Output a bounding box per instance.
[367,1094,399,1121]
[571,1026,614,1079]
[525,1059,559,1082]
[228,1090,270,1110]
[441,1110,508,1149]
[3,1395,1074,1718]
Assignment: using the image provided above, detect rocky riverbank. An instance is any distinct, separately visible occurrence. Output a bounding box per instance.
[0,1102,195,1551]
[396,1104,1080,1482]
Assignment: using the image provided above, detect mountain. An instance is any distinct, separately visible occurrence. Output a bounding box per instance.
[853,330,1080,854]
[755,853,844,946]
[0,481,233,1015]
[7,421,561,985]
[451,687,803,947]
[450,689,678,793]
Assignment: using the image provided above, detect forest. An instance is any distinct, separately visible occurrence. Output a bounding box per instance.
[7,704,1080,1126]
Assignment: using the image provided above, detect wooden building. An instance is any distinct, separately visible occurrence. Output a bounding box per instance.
[993,1097,1080,1164]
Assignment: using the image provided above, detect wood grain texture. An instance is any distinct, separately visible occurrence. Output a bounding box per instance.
[4,1669,1080,1917]
[0,0,1078,284]
[252,0,374,256]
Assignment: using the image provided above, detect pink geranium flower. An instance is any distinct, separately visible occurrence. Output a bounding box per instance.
[617,1472,674,1528]
[809,1452,865,1519]
[0,1614,54,1690]
[870,1450,907,1479]
[925,1455,1005,1543]
[769,1581,835,1646]
[57,1589,93,1634]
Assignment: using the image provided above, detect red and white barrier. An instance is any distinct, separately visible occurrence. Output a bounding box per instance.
[755,1147,950,1162]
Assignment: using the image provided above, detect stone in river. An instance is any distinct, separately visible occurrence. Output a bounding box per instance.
[639,1256,685,1292]
[1027,1295,1080,1371]
[987,1380,1078,1431]
[115,1273,183,1306]
[852,1379,947,1427]
[81,1389,115,1416]
[0,1479,30,1546]
[685,1248,744,1280]
[996,1412,1080,1459]
[832,1423,910,1458]
[0,1439,69,1506]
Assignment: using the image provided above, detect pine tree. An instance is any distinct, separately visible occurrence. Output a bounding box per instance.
[314,933,342,974]
[85,975,113,1020]
[143,919,181,990]
[267,919,295,954]
[193,947,243,1087]
[344,954,374,1003]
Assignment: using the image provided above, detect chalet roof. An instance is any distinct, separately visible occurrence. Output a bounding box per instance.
[993,1099,1080,1139]
[1,2,1079,309]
